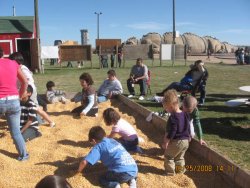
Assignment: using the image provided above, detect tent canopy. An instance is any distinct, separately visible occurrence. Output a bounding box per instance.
[41,46,59,59]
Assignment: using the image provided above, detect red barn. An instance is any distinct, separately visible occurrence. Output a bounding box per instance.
[0,16,39,71]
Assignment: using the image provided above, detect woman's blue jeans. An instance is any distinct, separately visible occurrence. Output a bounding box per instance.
[0,99,28,159]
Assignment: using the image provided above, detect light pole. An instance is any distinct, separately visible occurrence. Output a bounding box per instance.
[172,0,176,45]
[172,0,176,66]
[94,12,102,39]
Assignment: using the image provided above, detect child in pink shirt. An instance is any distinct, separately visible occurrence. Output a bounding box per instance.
[103,108,140,152]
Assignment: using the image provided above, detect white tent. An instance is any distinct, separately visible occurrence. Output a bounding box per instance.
[41,46,59,59]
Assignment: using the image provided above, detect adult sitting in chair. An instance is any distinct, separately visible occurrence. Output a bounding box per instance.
[127,58,148,101]
[156,60,208,105]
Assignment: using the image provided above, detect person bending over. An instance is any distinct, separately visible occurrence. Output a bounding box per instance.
[76,126,138,188]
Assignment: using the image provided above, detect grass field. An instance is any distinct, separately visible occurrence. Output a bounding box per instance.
[34,56,250,171]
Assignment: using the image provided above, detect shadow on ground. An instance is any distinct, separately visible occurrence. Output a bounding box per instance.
[36,156,105,186]
[201,117,250,141]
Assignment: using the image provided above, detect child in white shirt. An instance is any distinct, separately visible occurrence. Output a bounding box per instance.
[103,108,140,152]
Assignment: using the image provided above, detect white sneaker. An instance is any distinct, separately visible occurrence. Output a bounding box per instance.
[138,96,144,100]
[138,137,145,143]
[128,95,134,98]
[153,112,159,116]
[129,178,137,188]
[50,122,56,127]
[114,184,121,188]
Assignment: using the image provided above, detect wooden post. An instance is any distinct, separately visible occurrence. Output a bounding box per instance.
[151,45,154,67]
[90,52,93,68]
[99,45,102,69]
[116,45,118,68]
[184,44,187,66]
[34,0,42,73]
[160,43,162,66]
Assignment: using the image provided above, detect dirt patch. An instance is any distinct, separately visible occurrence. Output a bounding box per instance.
[0,101,195,188]
[187,55,236,64]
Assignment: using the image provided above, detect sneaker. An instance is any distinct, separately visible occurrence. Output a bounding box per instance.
[61,97,69,104]
[162,112,170,118]
[198,103,204,106]
[128,94,134,98]
[36,131,42,137]
[128,178,137,188]
[50,122,56,127]
[135,146,143,154]
[138,96,144,100]
[154,112,159,116]
[138,137,145,143]
[114,184,121,188]
[17,154,29,161]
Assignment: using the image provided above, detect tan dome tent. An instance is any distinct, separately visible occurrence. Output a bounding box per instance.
[204,36,223,53]
[125,32,235,55]
[162,32,184,45]
[125,37,139,45]
[222,42,237,53]
[182,33,207,54]
[141,32,162,54]
[141,32,162,45]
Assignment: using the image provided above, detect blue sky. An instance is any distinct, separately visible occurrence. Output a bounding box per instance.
[1,0,250,46]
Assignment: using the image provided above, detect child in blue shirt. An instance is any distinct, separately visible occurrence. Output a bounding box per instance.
[77,126,138,188]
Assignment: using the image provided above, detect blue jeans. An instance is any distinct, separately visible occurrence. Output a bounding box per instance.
[0,99,28,159]
[197,83,206,104]
[166,82,193,92]
[127,78,147,96]
[98,95,108,103]
[22,127,42,142]
[99,171,135,188]
[120,138,139,152]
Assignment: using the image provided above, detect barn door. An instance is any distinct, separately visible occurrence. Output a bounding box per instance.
[30,39,40,72]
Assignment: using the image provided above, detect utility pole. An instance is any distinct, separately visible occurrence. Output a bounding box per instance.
[94,12,102,39]
[172,0,176,66]
[34,0,42,73]
[12,6,16,16]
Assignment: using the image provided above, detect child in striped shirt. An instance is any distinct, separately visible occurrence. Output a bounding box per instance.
[20,85,42,142]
